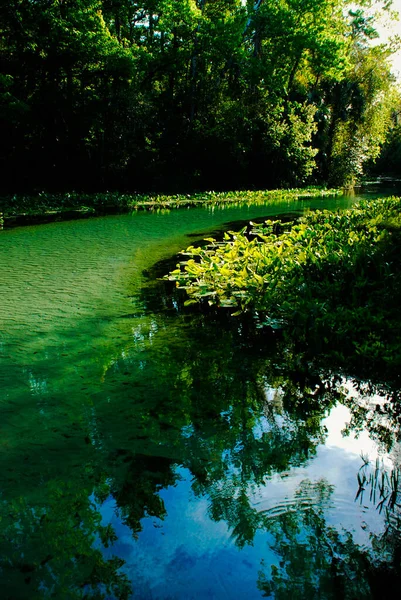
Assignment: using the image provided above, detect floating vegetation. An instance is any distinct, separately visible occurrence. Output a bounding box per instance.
[167,196,401,381]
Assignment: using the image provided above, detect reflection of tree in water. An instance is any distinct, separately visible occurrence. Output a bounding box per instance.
[0,481,131,599]
[2,276,401,598]
[96,309,340,548]
[96,300,399,549]
[257,479,401,599]
[102,451,178,537]
[342,380,401,452]
[184,379,336,548]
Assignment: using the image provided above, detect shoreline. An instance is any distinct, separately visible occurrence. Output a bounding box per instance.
[0,187,342,229]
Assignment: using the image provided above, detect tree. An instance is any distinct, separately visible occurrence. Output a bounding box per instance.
[0,0,399,191]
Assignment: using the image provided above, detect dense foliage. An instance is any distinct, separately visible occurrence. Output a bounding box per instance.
[0,0,398,193]
[168,196,401,379]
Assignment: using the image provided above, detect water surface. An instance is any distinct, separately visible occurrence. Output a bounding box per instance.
[1,192,400,598]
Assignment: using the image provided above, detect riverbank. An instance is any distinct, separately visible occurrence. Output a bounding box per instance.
[0,187,342,229]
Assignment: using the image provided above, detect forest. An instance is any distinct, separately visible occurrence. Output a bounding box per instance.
[1,0,400,194]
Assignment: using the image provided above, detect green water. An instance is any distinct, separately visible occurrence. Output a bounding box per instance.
[1,194,400,599]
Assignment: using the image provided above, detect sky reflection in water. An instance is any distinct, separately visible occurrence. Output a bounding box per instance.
[97,400,394,599]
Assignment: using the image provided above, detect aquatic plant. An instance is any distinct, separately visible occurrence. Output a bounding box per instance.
[167,196,401,379]
[357,455,401,515]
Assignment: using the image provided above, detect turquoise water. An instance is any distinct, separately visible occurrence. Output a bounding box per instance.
[0,193,400,599]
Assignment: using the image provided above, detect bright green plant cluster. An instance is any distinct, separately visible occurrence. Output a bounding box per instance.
[168,196,400,312]
[167,197,401,374]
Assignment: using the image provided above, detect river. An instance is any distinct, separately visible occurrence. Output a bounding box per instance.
[0,186,400,598]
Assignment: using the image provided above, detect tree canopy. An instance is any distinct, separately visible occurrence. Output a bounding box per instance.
[0,0,399,192]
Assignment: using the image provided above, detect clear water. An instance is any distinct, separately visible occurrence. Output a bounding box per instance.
[1,191,400,599]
